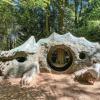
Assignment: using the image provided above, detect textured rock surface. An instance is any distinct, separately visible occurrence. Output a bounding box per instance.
[37,32,100,73]
[0,32,100,76]
[0,36,40,85]
[0,36,39,60]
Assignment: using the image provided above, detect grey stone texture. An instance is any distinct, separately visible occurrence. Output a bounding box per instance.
[0,32,100,76]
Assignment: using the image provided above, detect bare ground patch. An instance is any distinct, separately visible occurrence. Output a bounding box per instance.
[0,73,100,100]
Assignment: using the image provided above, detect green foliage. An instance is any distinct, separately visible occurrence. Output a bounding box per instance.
[0,0,100,50]
[0,0,13,34]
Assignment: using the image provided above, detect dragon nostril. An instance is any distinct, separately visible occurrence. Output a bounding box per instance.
[79,52,86,59]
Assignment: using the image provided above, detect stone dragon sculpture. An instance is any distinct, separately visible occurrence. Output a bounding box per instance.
[0,32,100,85]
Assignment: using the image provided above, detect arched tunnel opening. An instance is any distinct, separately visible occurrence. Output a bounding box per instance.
[47,45,74,72]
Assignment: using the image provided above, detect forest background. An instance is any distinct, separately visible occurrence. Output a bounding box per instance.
[0,0,100,50]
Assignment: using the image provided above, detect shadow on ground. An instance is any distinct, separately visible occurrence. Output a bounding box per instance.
[0,73,100,100]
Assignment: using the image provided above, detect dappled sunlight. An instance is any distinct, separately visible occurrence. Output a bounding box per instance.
[0,73,100,100]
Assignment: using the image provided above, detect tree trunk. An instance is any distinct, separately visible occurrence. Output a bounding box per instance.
[58,0,65,33]
[45,10,50,34]
[79,0,82,17]
[74,0,79,28]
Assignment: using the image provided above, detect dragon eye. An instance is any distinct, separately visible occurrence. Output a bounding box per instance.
[16,57,27,63]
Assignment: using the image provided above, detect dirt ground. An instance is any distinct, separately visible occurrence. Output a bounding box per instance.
[0,73,100,100]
